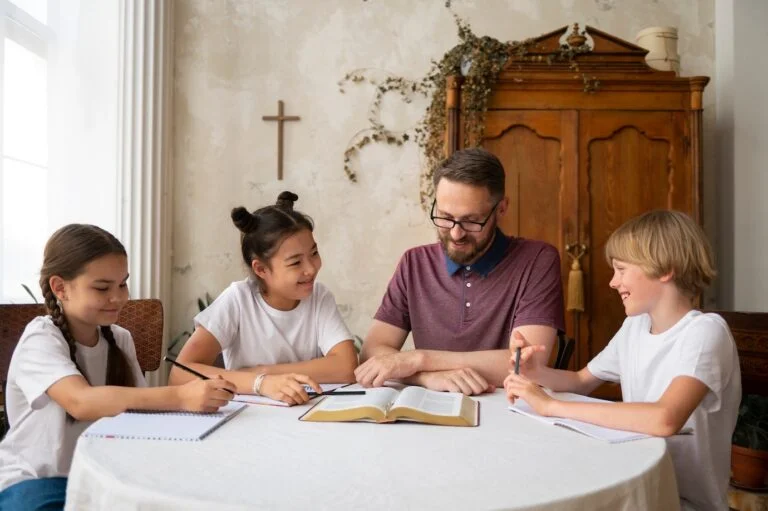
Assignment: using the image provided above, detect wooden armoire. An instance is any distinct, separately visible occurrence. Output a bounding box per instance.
[445,25,708,393]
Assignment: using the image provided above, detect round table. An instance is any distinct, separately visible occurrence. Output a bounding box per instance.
[65,389,680,510]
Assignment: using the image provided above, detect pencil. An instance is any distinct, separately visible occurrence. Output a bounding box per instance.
[163,355,235,395]
[164,355,210,380]
[514,347,521,375]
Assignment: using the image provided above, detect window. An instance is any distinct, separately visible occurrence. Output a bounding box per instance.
[0,0,119,303]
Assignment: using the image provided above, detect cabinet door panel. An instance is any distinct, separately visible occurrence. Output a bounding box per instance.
[579,111,692,368]
[482,110,579,352]
[483,111,576,247]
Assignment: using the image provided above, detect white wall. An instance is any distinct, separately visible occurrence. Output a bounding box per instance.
[715,0,768,311]
[170,0,717,338]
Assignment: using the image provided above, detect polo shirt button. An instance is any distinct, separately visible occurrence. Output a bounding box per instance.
[465,266,471,271]
[466,282,471,288]
[465,302,471,307]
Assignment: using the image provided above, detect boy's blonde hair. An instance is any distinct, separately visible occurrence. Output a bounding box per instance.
[604,210,716,297]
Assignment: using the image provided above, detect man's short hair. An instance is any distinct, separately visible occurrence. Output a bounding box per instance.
[605,210,716,297]
[433,148,505,202]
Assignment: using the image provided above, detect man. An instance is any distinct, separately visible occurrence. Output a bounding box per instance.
[355,148,564,395]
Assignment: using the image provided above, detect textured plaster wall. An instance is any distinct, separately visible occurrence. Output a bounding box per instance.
[171,0,716,342]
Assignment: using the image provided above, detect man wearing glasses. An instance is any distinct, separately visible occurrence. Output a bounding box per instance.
[355,148,564,394]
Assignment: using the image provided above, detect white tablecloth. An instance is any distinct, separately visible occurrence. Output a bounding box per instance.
[65,389,680,510]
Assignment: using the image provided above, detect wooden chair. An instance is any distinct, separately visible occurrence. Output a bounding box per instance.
[710,311,768,397]
[1,299,163,380]
[1,299,164,435]
[554,332,575,370]
[707,311,768,511]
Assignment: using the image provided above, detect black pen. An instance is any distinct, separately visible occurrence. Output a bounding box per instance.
[164,355,235,394]
[307,390,366,397]
[514,347,521,375]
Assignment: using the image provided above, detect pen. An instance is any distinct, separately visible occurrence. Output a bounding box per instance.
[307,390,366,397]
[163,355,235,394]
[514,347,521,375]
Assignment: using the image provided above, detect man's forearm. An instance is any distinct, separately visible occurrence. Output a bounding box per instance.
[360,341,405,362]
[417,349,509,386]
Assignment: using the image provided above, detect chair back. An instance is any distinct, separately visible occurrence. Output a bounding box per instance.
[554,331,575,370]
[0,304,44,384]
[1,299,163,382]
[708,310,768,397]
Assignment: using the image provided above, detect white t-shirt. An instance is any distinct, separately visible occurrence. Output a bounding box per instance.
[0,316,146,491]
[194,279,353,370]
[588,311,741,511]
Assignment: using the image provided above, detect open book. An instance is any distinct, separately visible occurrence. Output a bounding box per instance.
[83,402,246,441]
[509,391,652,443]
[299,386,479,427]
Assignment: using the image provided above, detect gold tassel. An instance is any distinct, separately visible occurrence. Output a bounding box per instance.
[567,258,584,312]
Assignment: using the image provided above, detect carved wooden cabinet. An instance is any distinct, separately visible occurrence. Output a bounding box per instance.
[445,26,708,387]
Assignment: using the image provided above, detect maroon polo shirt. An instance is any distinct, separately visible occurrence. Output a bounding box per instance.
[374,230,565,351]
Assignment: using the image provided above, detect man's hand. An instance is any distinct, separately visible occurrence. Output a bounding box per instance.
[417,368,495,396]
[355,351,422,388]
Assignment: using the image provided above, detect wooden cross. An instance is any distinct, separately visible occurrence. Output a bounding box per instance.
[262,100,301,180]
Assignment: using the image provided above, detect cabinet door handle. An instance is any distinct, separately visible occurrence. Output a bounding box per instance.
[564,243,588,313]
[565,243,587,260]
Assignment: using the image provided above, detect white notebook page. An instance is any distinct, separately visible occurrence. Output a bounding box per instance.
[84,402,246,441]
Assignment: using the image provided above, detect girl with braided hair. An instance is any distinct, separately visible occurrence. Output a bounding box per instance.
[170,191,358,405]
[0,224,235,510]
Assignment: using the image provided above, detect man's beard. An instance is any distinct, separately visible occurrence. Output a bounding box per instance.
[438,228,495,265]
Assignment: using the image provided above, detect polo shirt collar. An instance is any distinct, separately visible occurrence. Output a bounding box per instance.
[445,228,510,277]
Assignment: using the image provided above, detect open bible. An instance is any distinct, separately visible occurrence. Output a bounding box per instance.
[299,386,479,427]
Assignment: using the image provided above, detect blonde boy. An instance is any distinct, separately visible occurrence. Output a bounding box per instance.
[505,210,741,511]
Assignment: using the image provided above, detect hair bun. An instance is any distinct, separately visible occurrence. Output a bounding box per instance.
[275,191,298,211]
[231,206,259,233]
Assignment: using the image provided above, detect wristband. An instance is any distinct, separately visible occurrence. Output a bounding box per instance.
[252,373,266,395]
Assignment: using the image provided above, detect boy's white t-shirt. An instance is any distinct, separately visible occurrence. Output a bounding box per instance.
[588,310,741,511]
[0,316,146,491]
[194,279,353,370]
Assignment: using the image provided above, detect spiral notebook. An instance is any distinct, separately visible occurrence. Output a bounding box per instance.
[83,402,247,441]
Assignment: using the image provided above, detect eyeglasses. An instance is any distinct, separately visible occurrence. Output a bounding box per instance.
[430,200,500,233]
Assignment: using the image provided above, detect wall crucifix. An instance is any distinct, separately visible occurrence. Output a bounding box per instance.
[262,100,301,180]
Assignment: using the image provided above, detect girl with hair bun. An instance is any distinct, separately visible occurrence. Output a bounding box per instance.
[170,191,358,405]
[0,224,235,509]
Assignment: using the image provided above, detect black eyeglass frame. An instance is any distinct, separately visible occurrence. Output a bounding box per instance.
[430,199,501,233]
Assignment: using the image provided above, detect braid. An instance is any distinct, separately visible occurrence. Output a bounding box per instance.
[100,326,135,388]
[42,282,89,384]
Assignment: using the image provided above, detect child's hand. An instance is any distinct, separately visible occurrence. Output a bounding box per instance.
[260,374,321,406]
[508,330,546,377]
[178,376,236,413]
[504,373,554,416]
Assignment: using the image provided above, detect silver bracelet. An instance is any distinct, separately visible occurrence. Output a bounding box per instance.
[252,373,266,395]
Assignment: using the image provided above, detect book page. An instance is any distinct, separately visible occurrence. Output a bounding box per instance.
[507,399,559,426]
[312,387,398,413]
[234,395,290,407]
[508,391,650,443]
[234,384,349,407]
[392,387,462,416]
[553,418,650,443]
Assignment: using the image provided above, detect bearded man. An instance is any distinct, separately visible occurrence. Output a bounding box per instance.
[355,148,564,395]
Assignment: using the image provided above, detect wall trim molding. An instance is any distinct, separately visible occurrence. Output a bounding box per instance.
[116,0,174,385]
